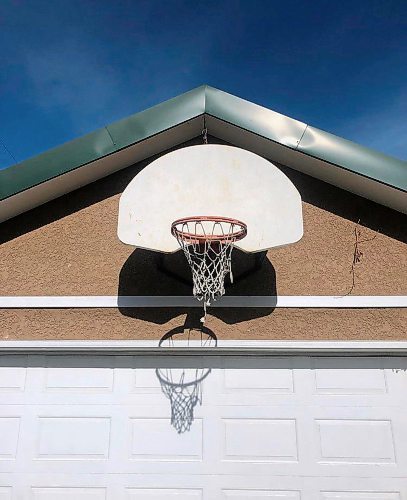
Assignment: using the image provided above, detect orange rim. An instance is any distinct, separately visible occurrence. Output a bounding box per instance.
[171,216,247,244]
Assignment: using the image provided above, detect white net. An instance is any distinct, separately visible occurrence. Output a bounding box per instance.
[171,217,247,322]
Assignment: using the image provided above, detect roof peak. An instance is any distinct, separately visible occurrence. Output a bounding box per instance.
[0,85,405,221]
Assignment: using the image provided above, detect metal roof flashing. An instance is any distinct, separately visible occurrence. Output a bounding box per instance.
[0,86,206,201]
[0,85,406,222]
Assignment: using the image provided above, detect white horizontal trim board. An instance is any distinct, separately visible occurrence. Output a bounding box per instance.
[1,340,407,355]
[0,295,406,308]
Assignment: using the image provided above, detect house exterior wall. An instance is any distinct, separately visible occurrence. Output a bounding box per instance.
[1,140,406,340]
[0,307,405,340]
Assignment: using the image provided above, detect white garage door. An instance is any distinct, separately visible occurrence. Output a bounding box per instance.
[0,354,406,499]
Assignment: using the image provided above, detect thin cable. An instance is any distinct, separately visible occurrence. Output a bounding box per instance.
[202,115,208,144]
[0,137,17,163]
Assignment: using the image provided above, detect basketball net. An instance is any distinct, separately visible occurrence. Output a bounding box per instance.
[171,217,247,323]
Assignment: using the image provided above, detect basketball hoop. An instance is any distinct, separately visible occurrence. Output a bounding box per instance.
[171,216,247,322]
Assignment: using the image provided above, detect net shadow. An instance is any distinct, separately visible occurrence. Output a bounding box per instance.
[156,325,217,433]
[118,248,277,325]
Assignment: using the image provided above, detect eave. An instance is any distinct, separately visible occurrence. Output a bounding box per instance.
[0,85,406,223]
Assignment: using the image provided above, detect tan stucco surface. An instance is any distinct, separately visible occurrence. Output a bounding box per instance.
[0,308,405,341]
[1,139,406,340]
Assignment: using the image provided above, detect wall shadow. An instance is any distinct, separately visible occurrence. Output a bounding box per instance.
[1,137,404,248]
[277,163,407,244]
[158,322,218,347]
[118,248,277,326]
[0,136,210,245]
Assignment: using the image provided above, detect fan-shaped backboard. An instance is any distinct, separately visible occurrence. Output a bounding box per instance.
[118,145,303,253]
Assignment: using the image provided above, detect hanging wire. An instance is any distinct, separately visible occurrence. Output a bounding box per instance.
[202,114,208,144]
[0,137,17,163]
[202,127,208,144]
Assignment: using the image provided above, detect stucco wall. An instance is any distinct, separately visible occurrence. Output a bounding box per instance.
[1,138,406,340]
[0,307,405,341]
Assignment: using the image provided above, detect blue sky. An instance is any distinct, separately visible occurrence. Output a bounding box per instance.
[0,0,406,169]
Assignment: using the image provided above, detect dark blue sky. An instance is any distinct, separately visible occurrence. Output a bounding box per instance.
[0,0,406,169]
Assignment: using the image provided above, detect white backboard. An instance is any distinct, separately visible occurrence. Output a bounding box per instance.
[118,145,303,252]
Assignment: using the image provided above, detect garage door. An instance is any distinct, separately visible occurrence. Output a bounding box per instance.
[1,353,406,499]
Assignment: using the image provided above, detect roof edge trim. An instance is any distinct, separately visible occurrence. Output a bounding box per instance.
[204,86,406,192]
[0,86,206,201]
[0,85,405,211]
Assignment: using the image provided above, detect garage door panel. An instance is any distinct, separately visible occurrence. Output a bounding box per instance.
[30,487,108,500]
[310,358,407,408]
[319,492,401,500]
[125,488,203,499]
[223,367,294,392]
[45,366,114,393]
[0,366,26,392]
[0,416,20,462]
[221,490,301,499]
[382,364,407,406]
[0,488,12,500]
[314,417,396,465]
[113,407,208,475]
[312,358,388,394]
[311,406,407,475]
[209,405,301,475]
[308,409,406,478]
[36,416,111,461]
[221,417,299,463]
[0,487,11,500]
[127,417,203,462]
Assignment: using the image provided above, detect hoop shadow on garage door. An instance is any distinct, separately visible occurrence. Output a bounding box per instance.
[155,326,217,434]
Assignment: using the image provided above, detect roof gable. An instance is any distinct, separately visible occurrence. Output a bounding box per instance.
[0,85,406,222]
